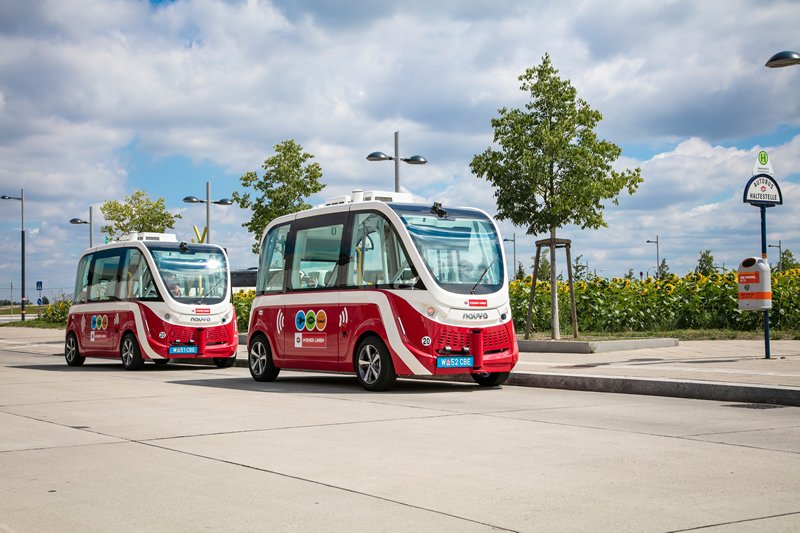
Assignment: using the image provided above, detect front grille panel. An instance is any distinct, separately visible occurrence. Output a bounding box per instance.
[435,324,512,353]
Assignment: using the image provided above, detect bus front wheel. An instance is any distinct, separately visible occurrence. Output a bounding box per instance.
[355,336,397,392]
[120,333,145,370]
[471,372,510,387]
[249,334,279,382]
[65,333,85,367]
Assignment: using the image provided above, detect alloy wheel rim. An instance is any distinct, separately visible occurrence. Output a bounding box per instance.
[358,345,380,385]
[66,338,75,361]
[250,342,266,375]
[122,339,133,365]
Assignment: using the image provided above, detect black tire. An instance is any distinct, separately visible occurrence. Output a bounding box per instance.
[355,336,397,392]
[471,371,510,387]
[120,333,145,370]
[249,334,279,382]
[64,333,85,367]
[213,356,236,368]
[153,358,170,365]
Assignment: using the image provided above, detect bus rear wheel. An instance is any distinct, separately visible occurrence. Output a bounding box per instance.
[355,336,397,392]
[65,333,85,367]
[214,356,236,368]
[471,372,509,387]
[120,333,145,370]
[249,334,279,382]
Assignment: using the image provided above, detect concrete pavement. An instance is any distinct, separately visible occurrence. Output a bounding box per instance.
[1,336,799,532]
[2,327,799,405]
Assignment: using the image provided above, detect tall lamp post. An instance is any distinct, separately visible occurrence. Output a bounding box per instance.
[366,131,427,192]
[765,51,800,68]
[1,189,25,321]
[182,181,232,245]
[503,233,516,279]
[69,206,94,247]
[647,235,660,279]
[769,240,782,272]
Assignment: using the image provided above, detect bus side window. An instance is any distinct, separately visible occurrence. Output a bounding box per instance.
[257,224,290,294]
[346,213,417,289]
[290,222,343,290]
[89,251,123,302]
[121,249,159,301]
[73,255,92,304]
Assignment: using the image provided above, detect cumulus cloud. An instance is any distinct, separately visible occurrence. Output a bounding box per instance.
[1,0,799,294]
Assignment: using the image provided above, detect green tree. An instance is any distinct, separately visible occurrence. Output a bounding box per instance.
[658,258,670,279]
[533,253,551,281]
[695,250,715,276]
[100,190,182,239]
[573,254,586,281]
[470,53,642,338]
[515,260,527,281]
[232,139,325,254]
[624,268,635,280]
[773,249,800,272]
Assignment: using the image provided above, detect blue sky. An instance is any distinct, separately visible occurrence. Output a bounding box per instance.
[1,0,799,301]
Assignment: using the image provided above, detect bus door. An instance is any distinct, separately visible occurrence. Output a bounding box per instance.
[282,213,347,371]
[256,223,291,358]
[82,248,124,355]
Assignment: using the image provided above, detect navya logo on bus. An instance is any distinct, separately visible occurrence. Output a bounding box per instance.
[462,312,489,320]
[294,310,327,331]
[190,317,212,322]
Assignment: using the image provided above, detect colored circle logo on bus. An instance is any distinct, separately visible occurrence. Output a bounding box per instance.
[90,315,108,331]
[295,311,306,331]
[315,310,327,331]
[294,309,327,331]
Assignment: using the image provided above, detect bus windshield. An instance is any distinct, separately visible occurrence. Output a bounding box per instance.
[146,243,228,305]
[391,205,504,295]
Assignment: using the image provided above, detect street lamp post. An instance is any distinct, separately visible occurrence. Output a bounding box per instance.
[768,240,782,272]
[503,233,516,279]
[69,206,94,248]
[366,131,427,192]
[1,189,25,321]
[765,51,800,68]
[182,181,233,245]
[646,235,660,279]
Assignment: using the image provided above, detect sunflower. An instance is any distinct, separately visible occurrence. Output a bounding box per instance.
[663,284,674,295]
[638,288,648,296]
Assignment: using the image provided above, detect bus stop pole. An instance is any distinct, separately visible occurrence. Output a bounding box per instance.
[761,204,770,359]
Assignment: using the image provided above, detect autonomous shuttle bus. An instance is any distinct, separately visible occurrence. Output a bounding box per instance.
[247,190,519,391]
[64,232,238,369]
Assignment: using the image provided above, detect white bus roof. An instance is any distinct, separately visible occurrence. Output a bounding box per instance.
[323,189,413,206]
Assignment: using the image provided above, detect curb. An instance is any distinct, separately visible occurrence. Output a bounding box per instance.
[412,371,800,406]
[517,338,679,353]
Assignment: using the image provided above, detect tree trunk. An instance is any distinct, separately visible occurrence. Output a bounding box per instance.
[550,226,560,340]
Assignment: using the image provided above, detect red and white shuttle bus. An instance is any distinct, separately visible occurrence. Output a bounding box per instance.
[64,232,238,369]
[247,190,519,391]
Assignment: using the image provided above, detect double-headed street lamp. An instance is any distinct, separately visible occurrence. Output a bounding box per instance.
[69,206,94,248]
[1,189,25,320]
[646,235,660,279]
[367,131,427,193]
[182,181,232,245]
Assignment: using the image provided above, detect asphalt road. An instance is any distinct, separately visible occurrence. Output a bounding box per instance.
[1,343,799,532]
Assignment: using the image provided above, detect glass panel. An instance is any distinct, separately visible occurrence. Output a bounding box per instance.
[290,223,344,290]
[73,255,92,304]
[346,212,418,289]
[147,244,228,305]
[392,205,504,295]
[120,249,160,301]
[89,253,123,302]
[257,224,290,294]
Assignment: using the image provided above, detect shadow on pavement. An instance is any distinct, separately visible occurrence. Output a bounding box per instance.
[169,374,487,395]
[11,362,217,373]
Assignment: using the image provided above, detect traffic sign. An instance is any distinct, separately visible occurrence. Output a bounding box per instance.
[752,150,774,176]
[37,298,42,305]
[36,281,42,291]
[743,174,782,206]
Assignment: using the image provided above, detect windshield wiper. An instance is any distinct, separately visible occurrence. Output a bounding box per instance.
[197,277,224,304]
[471,251,500,294]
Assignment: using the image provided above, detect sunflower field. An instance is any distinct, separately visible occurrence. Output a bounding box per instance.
[508,270,800,333]
[232,289,256,331]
